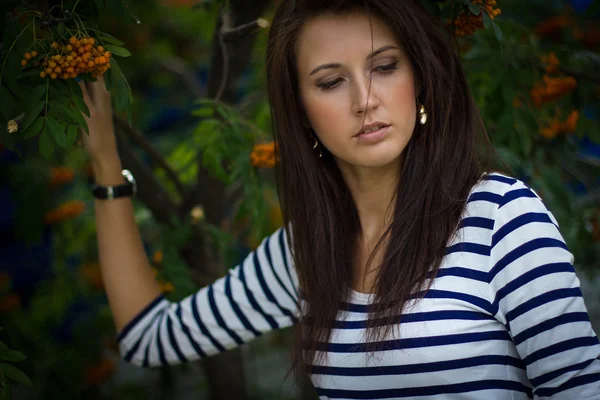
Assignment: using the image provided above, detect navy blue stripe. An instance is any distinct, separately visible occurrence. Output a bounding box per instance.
[252,250,297,322]
[483,174,517,185]
[513,312,590,346]
[530,358,597,387]
[155,314,167,365]
[493,262,574,312]
[315,330,511,353]
[435,267,489,282]
[278,228,298,298]
[190,292,226,353]
[535,372,600,397]
[263,235,299,309]
[143,334,151,367]
[309,355,525,376]
[458,217,495,230]
[467,191,503,205]
[489,238,569,280]
[341,289,493,314]
[207,285,244,345]
[175,303,207,358]
[124,312,163,363]
[506,288,582,323]
[492,212,555,247]
[166,314,188,363]
[445,242,490,256]
[523,336,600,366]
[238,260,279,329]
[333,310,493,329]
[224,274,261,337]
[315,379,532,399]
[499,188,537,208]
[117,294,166,342]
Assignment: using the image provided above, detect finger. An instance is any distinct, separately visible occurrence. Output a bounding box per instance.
[78,80,94,114]
[94,75,112,111]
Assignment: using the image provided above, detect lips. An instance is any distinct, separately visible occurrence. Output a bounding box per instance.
[355,122,390,137]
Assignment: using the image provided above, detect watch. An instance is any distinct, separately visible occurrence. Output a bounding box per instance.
[92,169,137,200]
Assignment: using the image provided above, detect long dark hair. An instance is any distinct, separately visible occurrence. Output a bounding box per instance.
[266,0,496,382]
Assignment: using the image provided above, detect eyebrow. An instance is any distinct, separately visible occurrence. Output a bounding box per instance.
[308,45,399,76]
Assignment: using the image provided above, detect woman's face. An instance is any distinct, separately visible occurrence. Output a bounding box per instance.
[296,11,417,172]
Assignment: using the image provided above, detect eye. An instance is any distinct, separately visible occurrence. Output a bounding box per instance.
[373,61,398,75]
[317,77,344,91]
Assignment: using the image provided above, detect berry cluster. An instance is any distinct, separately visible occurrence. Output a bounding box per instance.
[541,52,560,74]
[49,166,75,187]
[21,35,112,80]
[43,200,86,224]
[530,75,577,107]
[453,0,501,37]
[250,142,278,168]
[539,110,579,139]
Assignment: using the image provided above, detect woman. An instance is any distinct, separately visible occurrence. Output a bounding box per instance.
[80,0,600,398]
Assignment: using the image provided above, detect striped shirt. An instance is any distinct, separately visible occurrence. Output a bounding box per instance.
[117,173,600,399]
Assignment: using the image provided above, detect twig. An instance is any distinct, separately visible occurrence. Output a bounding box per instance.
[215,11,231,102]
[221,18,270,42]
[154,56,204,98]
[113,116,188,198]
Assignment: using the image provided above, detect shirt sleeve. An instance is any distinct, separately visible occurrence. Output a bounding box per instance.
[488,179,600,399]
[116,227,300,367]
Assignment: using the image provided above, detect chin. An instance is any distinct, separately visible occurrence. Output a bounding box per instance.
[338,149,404,170]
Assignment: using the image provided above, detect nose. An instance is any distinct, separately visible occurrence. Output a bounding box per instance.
[351,76,380,115]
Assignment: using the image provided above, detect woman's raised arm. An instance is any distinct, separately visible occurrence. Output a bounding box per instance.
[80,78,300,366]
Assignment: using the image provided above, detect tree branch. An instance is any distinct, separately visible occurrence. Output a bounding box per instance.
[114,116,187,199]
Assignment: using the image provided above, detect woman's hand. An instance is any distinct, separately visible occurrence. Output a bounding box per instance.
[78,76,119,164]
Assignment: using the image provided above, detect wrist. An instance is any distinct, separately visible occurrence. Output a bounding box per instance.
[91,155,124,185]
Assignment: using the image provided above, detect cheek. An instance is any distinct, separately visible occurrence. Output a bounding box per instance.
[387,79,416,117]
[303,93,348,133]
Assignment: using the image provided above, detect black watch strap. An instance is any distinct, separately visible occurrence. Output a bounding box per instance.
[92,169,137,200]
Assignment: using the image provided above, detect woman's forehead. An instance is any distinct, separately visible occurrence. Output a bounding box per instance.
[295,11,401,72]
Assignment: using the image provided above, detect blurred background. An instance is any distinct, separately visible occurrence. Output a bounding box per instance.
[0,0,599,398]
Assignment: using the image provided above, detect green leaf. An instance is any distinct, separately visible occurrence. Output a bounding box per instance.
[468,3,481,15]
[105,44,131,58]
[67,78,83,98]
[20,117,45,139]
[28,85,47,109]
[21,103,45,133]
[71,93,91,118]
[66,125,79,146]
[0,380,11,400]
[57,22,66,39]
[0,349,26,363]
[46,118,67,148]
[491,20,503,42]
[57,104,88,134]
[0,86,14,120]
[99,33,125,46]
[38,129,54,159]
[0,362,33,386]
[0,342,7,351]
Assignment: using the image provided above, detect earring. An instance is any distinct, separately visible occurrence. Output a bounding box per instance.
[312,137,322,158]
[418,104,427,125]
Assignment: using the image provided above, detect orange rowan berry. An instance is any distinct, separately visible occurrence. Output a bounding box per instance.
[24,52,31,60]
[51,42,58,49]
[50,72,58,79]
[82,38,89,45]
[61,73,69,79]
[49,61,57,68]
[66,55,73,62]
[82,54,89,62]
[88,60,95,68]
[45,67,53,74]
[66,67,74,73]
[89,38,95,45]
[78,47,85,54]
[104,51,111,58]
[70,72,77,78]
[40,71,47,78]
[31,51,38,57]
[84,44,91,52]
[97,46,104,52]
[20,59,27,67]
[69,36,77,45]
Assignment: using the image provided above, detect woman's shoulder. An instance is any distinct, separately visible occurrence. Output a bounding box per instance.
[467,171,556,227]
